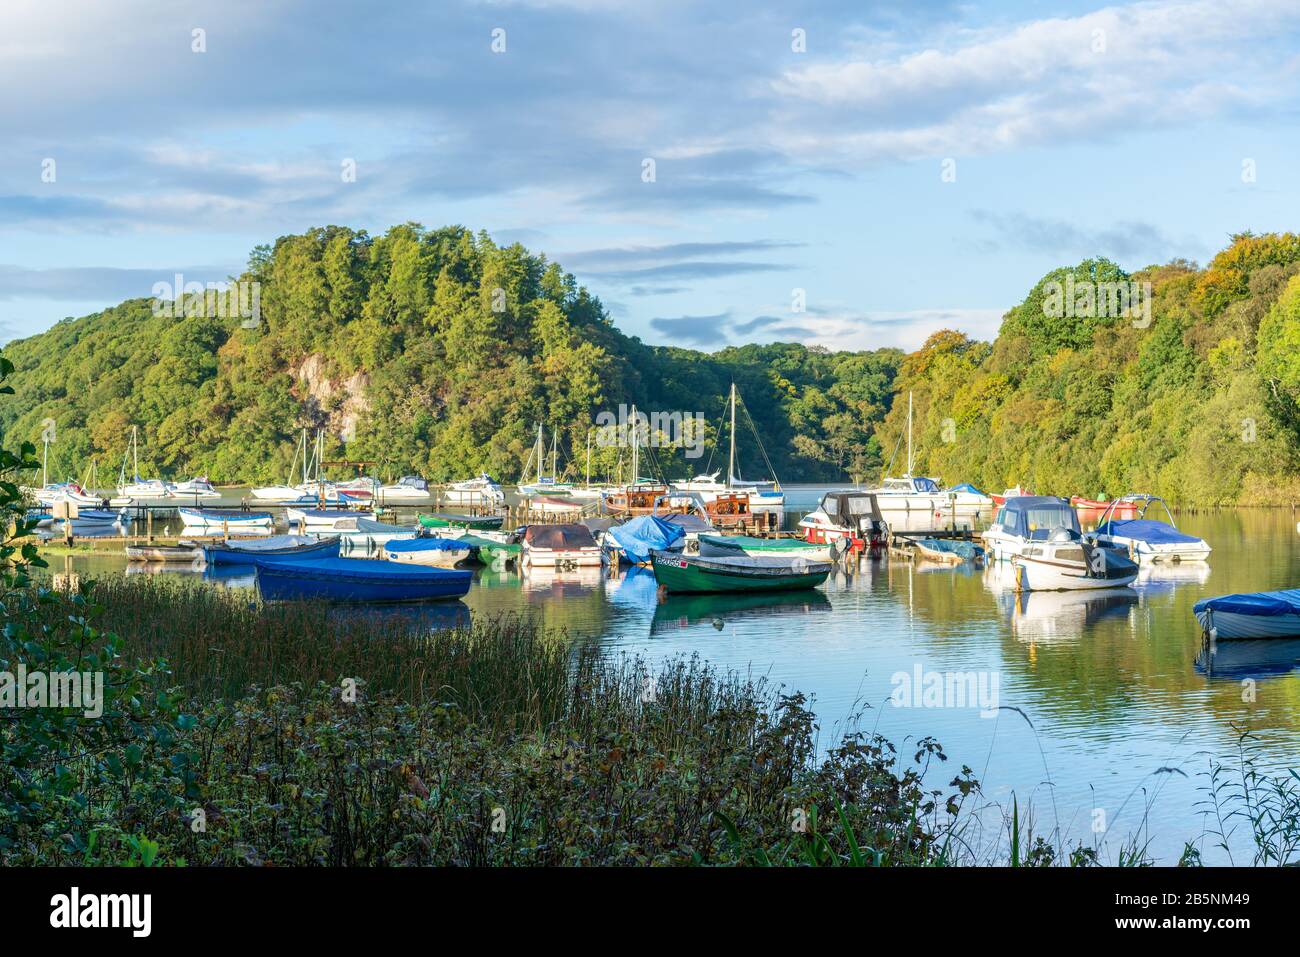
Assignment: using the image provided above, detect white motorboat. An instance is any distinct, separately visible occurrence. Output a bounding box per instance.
[376,475,433,503]
[382,537,473,568]
[1086,494,1211,563]
[1011,527,1139,591]
[286,507,376,530]
[441,473,504,506]
[520,523,605,568]
[116,426,173,501]
[170,476,221,499]
[981,495,1080,562]
[797,490,889,553]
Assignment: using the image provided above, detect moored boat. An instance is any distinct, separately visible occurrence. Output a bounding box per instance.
[179,507,274,528]
[1194,590,1300,639]
[605,515,686,565]
[202,535,340,564]
[1086,495,1210,563]
[981,495,1077,562]
[253,557,472,603]
[382,536,474,568]
[520,523,604,568]
[913,538,985,564]
[1011,527,1138,591]
[649,551,832,594]
[287,507,376,529]
[417,512,505,531]
[441,474,504,506]
[697,533,840,562]
[125,544,203,562]
[797,491,888,553]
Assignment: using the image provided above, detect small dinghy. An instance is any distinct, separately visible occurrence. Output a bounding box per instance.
[698,533,841,563]
[382,536,474,568]
[253,557,472,603]
[913,538,985,565]
[202,535,340,565]
[649,551,832,594]
[125,544,203,562]
[179,507,274,528]
[1086,495,1210,563]
[1011,527,1138,591]
[452,532,521,567]
[417,512,505,531]
[1194,590,1300,639]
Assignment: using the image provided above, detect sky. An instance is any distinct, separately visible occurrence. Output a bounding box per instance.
[3,0,1300,352]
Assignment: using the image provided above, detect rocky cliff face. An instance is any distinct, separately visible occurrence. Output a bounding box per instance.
[293,353,372,442]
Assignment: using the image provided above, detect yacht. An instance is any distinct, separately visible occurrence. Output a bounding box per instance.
[170,476,221,499]
[1086,494,1211,563]
[441,473,503,506]
[378,474,435,503]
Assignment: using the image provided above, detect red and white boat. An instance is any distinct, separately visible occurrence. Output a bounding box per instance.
[990,486,1033,507]
[797,491,888,553]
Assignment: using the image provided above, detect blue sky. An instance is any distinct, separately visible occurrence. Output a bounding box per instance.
[3,0,1300,351]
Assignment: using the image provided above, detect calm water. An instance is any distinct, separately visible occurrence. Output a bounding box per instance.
[42,488,1300,864]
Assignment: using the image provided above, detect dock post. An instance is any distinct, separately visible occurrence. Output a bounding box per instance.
[146,509,153,544]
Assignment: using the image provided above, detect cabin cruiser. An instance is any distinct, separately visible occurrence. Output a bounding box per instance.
[1085,494,1210,563]
[26,481,101,507]
[377,474,435,503]
[170,476,221,499]
[981,495,1079,562]
[865,475,951,512]
[797,491,888,553]
[520,523,605,568]
[1011,526,1139,591]
[441,473,503,506]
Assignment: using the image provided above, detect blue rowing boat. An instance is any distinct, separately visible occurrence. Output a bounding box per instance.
[1194,590,1300,639]
[254,557,472,603]
[203,535,340,565]
[179,506,274,528]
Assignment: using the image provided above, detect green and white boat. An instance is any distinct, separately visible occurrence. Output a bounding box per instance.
[697,534,841,562]
[649,551,831,594]
[416,512,504,531]
[455,532,521,566]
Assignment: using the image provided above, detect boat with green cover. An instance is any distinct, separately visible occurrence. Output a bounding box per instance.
[697,533,840,562]
[416,512,504,530]
[455,533,521,566]
[649,550,831,594]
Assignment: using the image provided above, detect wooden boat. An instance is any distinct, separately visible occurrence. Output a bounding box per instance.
[417,512,504,531]
[649,551,831,594]
[179,507,274,528]
[703,492,754,529]
[697,534,839,562]
[382,537,474,568]
[520,523,604,568]
[602,484,673,516]
[1070,495,1136,514]
[913,538,985,565]
[125,544,202,562]
[1194,591,1300,639]
[1011,529,1138,591]
[253,557,472,603]
[202,535,340,565]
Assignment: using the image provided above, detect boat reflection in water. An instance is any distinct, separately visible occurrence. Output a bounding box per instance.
[604,565,660,608]
[518,564,606,596]
[984,562,1137,641]
[125,557,206,577]
[1195,637,1300,680]
[1136,560,1212,592]
[331,600,471,633]
[651,589,831,636]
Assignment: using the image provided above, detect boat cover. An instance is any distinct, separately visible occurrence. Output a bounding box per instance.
[662,513,714,535]
[354,517,420,535]
[1095,518,1203,545]
[253,556,470,582]
[384,537,472,554]
[523,523,598,549]
[948,483,987,496]
[996,496,1078,540]
[917,538,984,560]
[607,516,685,563]
[221,534,324,551]
[1194,590,1300,618]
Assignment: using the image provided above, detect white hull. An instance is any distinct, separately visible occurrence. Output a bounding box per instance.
[287,509,376,529]
[1196,609,1300,640]
[180,513,273,529]
[1012,554,1137,591]
[377,486,435,503]
[250,485,306,502]
[118,483,173,500]
[521,547,605,568]
[441,489,503,505]
[384,546,471,568]
[1092,533,1211,563]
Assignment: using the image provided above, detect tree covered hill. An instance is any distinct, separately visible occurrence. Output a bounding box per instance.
[875,233,1300,505]
[0,224,900,487]
[6,226,1300,503]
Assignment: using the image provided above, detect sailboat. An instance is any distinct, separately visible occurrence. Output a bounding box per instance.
[116,426,173,501]
[602,405,673,515]
[517,424,576,496]
[566,428,606,500]
[23,435,102,506]
[670,383,784,515]
[252,429,316,502]
[865,393,953,512]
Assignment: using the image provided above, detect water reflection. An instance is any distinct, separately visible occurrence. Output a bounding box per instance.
[1195,637,1300,680]
[518,565,606,595]
[651,589,831,636]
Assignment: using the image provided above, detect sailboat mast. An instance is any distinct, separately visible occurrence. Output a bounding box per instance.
[550,428,557,480]
[585,429,591,488]
[906,392,913,477]
[536,423,543,483]
[132,425,139,481]
[631,404,639,485]
[728,383,737,487]
[42,439,48,487]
